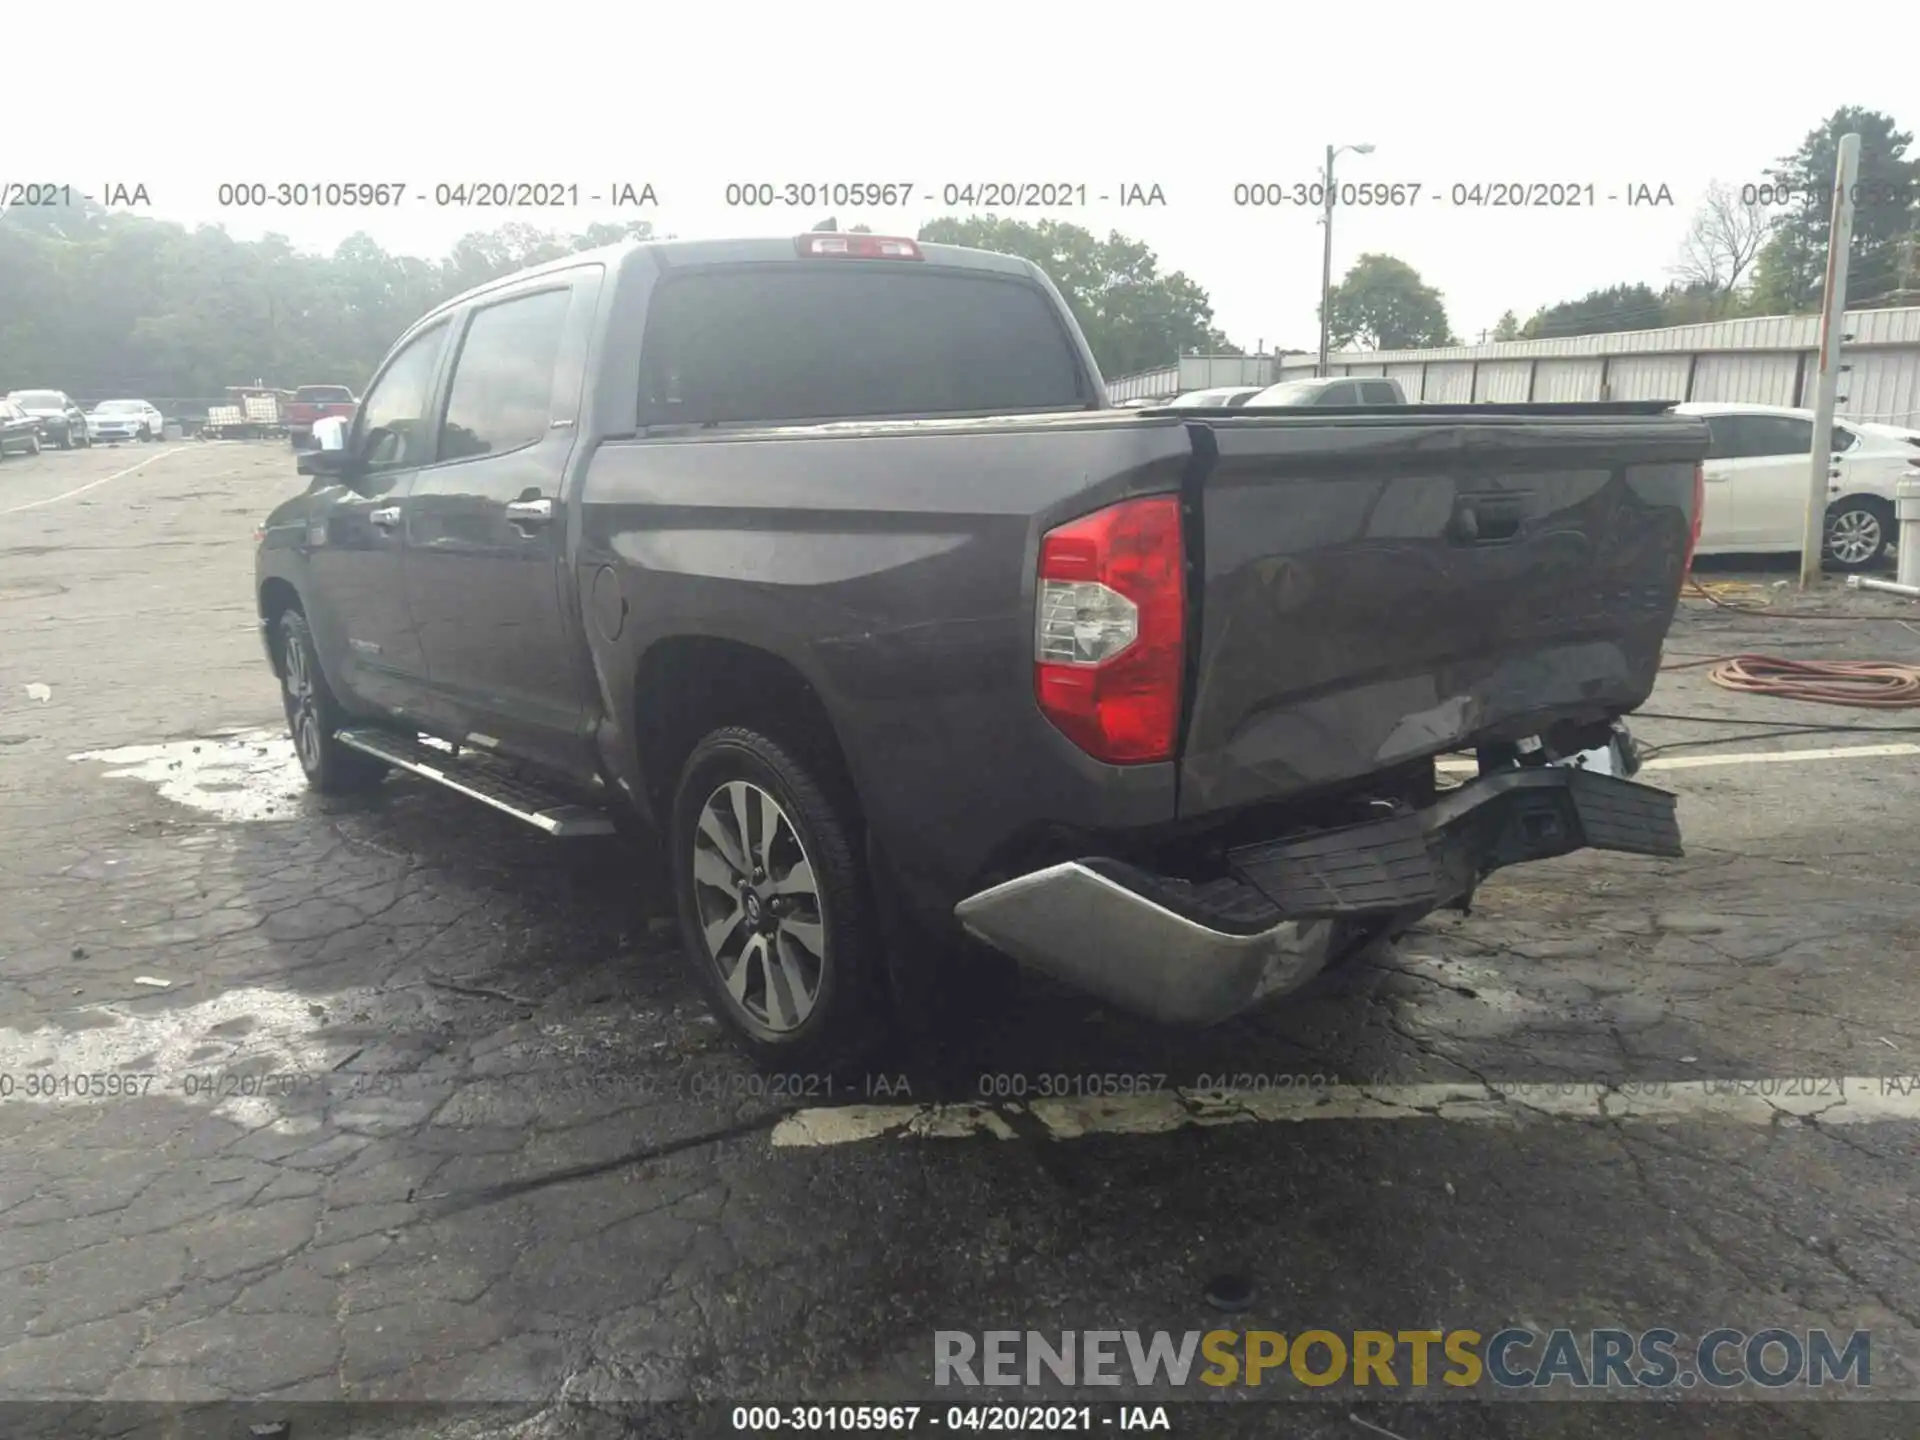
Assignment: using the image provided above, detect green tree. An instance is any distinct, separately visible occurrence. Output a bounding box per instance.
[1324,254,1454,350]
[915,214,1238,376]
[1490,310,1521,342]
[0,205,658,398]
[1521,283,1669,339]
[1756,107,1920,310]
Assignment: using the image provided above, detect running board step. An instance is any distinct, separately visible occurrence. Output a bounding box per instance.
[334,728,616,837]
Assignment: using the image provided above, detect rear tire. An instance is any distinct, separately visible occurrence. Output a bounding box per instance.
[26,434,40,456]
[1824,497,1893,572]
[57,430,73,450]
[276,608,387,794]
[670,726,887,1073]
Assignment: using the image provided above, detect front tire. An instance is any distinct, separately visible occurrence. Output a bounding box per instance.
[26,434,40,456]
[670,727,886,1072]
[57,429,73,450]
[276,608,387,794]
[1824,497,1893,572]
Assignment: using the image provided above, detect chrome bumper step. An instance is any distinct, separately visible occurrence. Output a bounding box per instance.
[334,728,616,837]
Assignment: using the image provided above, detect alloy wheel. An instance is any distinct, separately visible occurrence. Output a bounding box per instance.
[1827,509,1882,566]
[690,779,826,1033]
[282,630,323,772]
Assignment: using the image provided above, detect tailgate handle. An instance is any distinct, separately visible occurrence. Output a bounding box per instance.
[1448,495,1527,544]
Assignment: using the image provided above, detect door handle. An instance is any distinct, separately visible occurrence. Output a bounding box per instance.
[370,506,401,528]
[505,497,554,526]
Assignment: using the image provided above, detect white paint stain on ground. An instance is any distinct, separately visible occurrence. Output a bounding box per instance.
[0,984,377,1135]
[24,682,51,703]
[772,1076,1920,1148]
[69,728,306,822]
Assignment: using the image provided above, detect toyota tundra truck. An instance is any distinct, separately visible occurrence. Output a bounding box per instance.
[255,232,1708,1069]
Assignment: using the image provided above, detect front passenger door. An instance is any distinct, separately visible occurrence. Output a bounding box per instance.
[302,318,452,716]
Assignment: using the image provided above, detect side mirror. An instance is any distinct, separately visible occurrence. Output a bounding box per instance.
[297,449,346,477]
[297,416,353,478]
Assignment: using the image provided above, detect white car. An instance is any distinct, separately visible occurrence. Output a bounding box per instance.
[1679,401,1917,571]
[87,399,166,444]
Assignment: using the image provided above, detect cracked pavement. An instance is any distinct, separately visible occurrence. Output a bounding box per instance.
[3,443,1919,1437]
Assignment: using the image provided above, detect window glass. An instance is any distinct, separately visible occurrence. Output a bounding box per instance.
[1361,381,1400,403]
[639,267,1085,425]
[1831,424,1857,452]
[357,320,450,469]
[1315,382,1360,405]
[1742,415,1814,456]
[295,386,354,404]
[439,288,572,461]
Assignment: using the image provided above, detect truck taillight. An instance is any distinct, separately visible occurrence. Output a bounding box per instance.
[795,234,922,260]
[1682,461,1704,580]
[1034,494,1185,765]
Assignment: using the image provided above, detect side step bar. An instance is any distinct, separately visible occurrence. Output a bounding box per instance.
[334,728,616,837]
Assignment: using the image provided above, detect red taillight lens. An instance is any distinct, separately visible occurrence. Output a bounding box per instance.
[1682,461,1704,580]
[1034,495,1185,764]
[795,234,923,260]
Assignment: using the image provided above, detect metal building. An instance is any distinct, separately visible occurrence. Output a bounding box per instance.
[1105,306,1920,427]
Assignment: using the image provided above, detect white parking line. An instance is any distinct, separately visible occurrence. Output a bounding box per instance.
[1435,742,1920,776]
[0,447,185,515]
[771,1076,1920,1148]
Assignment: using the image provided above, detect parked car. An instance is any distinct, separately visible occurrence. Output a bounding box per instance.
[0,399,44,457]
[256,233,1705,1069]
[1677,401,1919,571]
[1245,376,1408,406]
[287,385,357,448]
[6,390,92,448]
[86,399,166,444]
[1166,386,1265,408]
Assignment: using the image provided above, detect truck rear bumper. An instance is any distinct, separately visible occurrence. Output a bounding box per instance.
[953,766,1681,1026]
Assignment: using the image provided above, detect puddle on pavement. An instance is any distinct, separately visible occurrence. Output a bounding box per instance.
[0,984,376,1134]
[69,728,307,822]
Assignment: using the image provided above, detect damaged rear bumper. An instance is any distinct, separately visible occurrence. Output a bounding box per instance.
[954,766,1681,1026]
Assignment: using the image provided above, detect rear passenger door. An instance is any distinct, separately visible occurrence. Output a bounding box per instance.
[401,268,603,778]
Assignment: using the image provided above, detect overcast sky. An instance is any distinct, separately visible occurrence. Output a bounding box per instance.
[21,1,1912,359]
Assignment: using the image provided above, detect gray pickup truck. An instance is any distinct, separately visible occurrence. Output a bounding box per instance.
[256,231,1708,1069]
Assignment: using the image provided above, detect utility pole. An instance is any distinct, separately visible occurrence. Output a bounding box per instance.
[1317,146,1336,379]
[1801,132,1860,589]
[1317,142,1374,378]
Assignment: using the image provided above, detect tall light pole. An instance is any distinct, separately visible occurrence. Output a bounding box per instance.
[1800,131,1860,589]
[1318,142,1374,377]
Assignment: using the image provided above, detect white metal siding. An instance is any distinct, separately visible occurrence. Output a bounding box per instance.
[1099,306,1920,418]
[1692,353,1799,406]
[1424,363,1474,403]
[1178,355,1274,390]
[1475,361,1532,402]
[1606,355,1692,402]
[1105,365,1178,402]
[1532,359,1605,402]
[1844,350,1920,427]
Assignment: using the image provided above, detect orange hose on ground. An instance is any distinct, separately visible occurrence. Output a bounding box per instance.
[1704,654,1920,709]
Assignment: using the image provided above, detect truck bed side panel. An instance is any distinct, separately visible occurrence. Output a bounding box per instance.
[577,415,1192,907]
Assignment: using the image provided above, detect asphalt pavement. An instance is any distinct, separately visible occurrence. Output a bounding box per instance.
[3,441,1919,1439]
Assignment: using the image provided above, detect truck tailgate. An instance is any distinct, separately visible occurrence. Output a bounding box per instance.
[1179,409,1707,819]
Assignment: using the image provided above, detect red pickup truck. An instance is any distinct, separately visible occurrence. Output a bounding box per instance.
[287,385,357,448]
